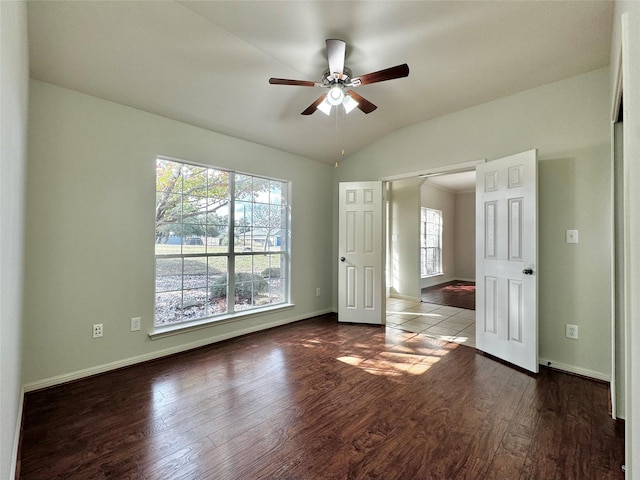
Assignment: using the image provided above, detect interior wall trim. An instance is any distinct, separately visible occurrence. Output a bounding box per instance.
[539,357,611,382]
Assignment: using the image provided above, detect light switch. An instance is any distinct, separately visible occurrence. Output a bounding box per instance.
[566,229,579,244]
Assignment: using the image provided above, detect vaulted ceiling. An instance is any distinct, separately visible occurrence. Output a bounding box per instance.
[27,1,613,165]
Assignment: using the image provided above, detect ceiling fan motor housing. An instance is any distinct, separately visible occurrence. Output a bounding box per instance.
[323,67,353,86]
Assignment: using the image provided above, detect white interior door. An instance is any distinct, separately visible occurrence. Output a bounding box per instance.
[338,181,384,324]
[476,150,538,373]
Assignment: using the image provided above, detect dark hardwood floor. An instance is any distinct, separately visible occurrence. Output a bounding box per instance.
[421,280,476,310]
[19,314,624,480]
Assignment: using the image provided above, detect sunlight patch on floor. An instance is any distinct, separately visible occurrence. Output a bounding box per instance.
[336,348,447,377]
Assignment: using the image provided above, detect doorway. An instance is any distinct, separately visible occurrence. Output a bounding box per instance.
[382,149,539,374]
[419,170,477,306]
[384,168,477,347]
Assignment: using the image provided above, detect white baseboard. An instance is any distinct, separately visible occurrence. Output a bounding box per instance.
[388,293,421,303]
[454,277,476,283]
[23,309,333,392]
[419,277,476,289]
[539,357,610,382]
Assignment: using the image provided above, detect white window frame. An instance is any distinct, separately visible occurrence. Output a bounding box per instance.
[153,156,291,335]
[420,207,443,277]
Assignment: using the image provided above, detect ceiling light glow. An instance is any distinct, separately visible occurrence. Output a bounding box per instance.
[327,86,345,106]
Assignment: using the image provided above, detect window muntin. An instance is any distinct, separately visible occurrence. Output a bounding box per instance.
[420,207,443,277]
[155,157,289,327]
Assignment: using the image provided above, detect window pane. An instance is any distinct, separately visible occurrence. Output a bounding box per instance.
[208,257,228,315]
[269,181,282,205]
[183,257,207,289]
[207,295,227,316]
[155,291,183,325]
[234,277,268,310]
[235,255,253,274]
[183,166,208,197]
[254,178,270,203]
[181,288,209,321]
[182,196,206,224]
[236,201,253,224]
[204,234,223,254]
[235,175,253,201]
[156,224,182,255]
[236,225,253,252]
[156,160,183,193]
[267,205,281,228]
[155,257,182,293]
[156,192,181,220]
[234,255,254,310]
[208,170,229,196]
[265,254,284,305]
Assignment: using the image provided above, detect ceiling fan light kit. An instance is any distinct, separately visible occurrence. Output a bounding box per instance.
[342,94,359,114]
[327,85,345,105]
[317,98,333,115]
[269,38,409,116]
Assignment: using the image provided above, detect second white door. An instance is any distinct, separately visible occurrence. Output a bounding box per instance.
[476,150,538,373]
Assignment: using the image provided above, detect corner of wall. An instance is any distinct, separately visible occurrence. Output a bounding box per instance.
[0,1,29,478]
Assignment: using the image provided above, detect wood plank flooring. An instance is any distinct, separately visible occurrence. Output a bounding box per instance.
[421,281,476,310]
[18,314,624,480]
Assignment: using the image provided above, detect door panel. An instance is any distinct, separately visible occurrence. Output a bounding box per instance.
[476,150,538,373]
[339,182,384,324]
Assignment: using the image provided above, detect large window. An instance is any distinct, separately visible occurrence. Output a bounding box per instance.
[155,157,289,327]
[420,207,443,277]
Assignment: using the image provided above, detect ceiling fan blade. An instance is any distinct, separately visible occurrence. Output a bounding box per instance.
[347,90,377,114]
[352,63,409,86]
[326,39,346,78]
[269,78,317,87]
[301,94,328,115]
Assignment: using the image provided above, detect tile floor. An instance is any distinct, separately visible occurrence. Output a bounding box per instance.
[386,296,476,348]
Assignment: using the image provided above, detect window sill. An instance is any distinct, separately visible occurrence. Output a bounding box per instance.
[149,303,295,340]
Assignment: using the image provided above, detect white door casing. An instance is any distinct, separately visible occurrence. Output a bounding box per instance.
[338,181,384,324]
[476,150,538,373]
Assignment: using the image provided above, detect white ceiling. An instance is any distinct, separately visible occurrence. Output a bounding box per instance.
[26,1,614,165]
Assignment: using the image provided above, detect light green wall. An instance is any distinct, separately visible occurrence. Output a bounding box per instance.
[1,1,28,477]
[388,178,421,299]
[454,191,476,281]
[334,67,612,378]
[23,80,334,387]
[537,146,612,374]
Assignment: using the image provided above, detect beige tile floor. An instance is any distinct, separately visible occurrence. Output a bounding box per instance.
[386,297,476,348]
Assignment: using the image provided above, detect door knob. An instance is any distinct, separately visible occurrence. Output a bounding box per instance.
[340,257,346,262]
[522,268,534,275]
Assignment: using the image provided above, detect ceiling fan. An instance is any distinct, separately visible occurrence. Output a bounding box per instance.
[269,39,409,116]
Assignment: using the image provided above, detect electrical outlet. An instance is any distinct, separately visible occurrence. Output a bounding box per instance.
[131,317,141,332]
[316,288,321,297]
[92,323,103,338]
[566,324,578,339]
